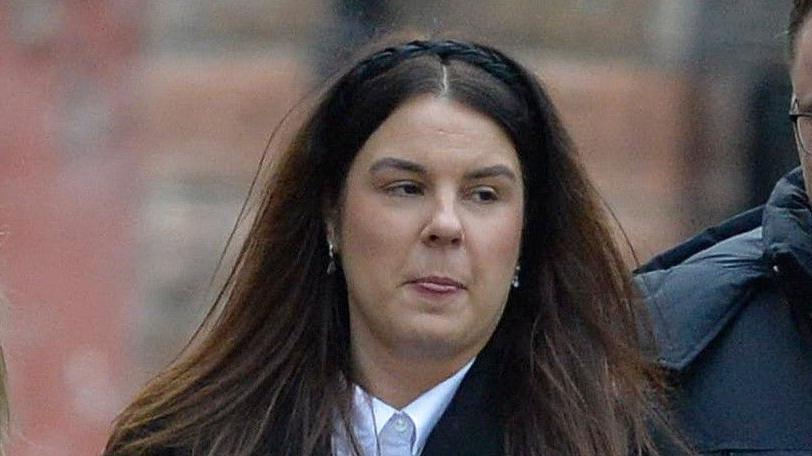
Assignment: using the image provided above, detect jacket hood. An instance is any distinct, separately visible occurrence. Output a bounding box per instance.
[636,167,812,370]
[762,167,812,283]
[635,228,768,370]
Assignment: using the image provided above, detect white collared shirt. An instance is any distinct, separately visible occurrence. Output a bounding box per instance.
[332,358,475,456]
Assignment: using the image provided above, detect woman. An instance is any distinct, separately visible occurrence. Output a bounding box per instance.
[105,39,671,456]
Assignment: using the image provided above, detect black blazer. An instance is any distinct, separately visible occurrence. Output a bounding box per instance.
[421,339,506,455]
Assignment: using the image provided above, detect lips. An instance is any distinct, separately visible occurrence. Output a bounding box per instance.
[408,276,466,294]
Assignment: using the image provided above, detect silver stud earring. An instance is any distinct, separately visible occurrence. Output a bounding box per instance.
[511,265,521,289]
[327,242,336,275]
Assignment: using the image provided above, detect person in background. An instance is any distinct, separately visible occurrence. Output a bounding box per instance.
[636,1,812,453]
[104,38,674,456]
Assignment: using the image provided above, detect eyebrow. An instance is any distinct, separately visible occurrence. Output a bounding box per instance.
[369,157,426,175]
[463,165,518,182]
[369,157,518,182]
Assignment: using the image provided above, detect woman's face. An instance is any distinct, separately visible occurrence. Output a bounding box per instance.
[333,95,525,367]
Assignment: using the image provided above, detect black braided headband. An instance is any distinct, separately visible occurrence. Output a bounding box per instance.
[344,39,527,95]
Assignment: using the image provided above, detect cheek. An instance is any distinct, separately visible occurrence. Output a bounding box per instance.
[339,189,411,277]
[470,209,524,277]
[497,206,524,255]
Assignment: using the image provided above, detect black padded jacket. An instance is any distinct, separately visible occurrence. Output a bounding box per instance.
[636,168,812,454]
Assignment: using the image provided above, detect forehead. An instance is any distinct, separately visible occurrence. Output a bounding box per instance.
[793,19,812,106]
[355,95,520,170]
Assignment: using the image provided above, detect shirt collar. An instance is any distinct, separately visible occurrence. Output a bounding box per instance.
[351,357,475,455]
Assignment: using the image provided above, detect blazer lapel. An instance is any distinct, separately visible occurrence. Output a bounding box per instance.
[421,342,505,456]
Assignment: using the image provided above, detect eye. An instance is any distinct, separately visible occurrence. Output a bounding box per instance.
[386,181,423,197]
[469,186,499,203]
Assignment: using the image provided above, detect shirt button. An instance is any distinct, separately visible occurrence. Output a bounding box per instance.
[393,415,408,433]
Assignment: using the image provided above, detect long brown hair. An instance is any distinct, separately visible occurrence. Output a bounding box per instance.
[105,39,670,455]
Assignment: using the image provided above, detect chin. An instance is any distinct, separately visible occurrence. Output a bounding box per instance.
[396,323,476,359]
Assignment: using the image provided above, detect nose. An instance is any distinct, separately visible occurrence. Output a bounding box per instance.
[420,195,463,247]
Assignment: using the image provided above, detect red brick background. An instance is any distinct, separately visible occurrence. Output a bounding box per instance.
[0,2,142,454]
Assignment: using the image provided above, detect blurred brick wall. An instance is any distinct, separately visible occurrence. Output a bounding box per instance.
[133,52,313,376]
[391,0,655,57]
[0,1,143,454]
[534,58,692,261]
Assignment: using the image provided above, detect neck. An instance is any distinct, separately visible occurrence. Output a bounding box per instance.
[351,341,476,409]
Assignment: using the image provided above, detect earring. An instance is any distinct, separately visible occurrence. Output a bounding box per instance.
[511,265,520,289]
[327,242,336,274]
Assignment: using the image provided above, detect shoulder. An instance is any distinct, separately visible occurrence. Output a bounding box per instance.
[635,226,772,370]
